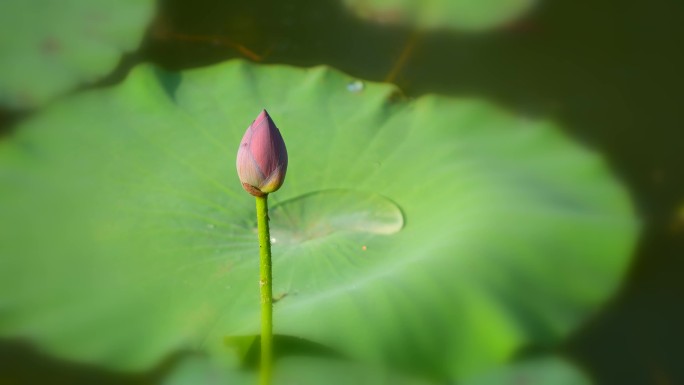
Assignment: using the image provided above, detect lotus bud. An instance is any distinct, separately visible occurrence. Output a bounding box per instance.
[236,109,288,197]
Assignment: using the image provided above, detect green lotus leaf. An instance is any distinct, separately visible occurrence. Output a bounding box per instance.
[0,0,155,109]
[341,0,537,31]
[162,355,590,385]
[0,60,637,379]
[462,357,591,385]
[162,355,430,385]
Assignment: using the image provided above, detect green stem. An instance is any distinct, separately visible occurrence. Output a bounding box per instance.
[256,194,273,385]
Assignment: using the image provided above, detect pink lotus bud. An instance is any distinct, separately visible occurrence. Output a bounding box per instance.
[236,109,288,197]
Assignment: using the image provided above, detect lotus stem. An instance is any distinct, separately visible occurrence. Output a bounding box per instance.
[256,194,273,385]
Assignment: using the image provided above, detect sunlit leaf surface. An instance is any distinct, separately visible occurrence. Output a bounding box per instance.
[0,0,154,109]
[0,60,637,378]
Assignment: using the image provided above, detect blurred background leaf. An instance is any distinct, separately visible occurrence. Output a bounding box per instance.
[0,0,155,110]
[0,60,636,380]
[340,0,538,31]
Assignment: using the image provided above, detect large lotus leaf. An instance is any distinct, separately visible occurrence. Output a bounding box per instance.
[163,356,431,385]
[0,60,637,378]
[462,357,591,385]
[295,356,592,385]
[0,0,155,109]
[341,0,537,31]
[163,355,590,385]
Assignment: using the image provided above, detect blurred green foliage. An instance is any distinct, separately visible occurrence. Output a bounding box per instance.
[0,0,154,109]
[341,0,537,30]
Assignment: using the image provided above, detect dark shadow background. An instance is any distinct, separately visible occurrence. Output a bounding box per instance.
[1,0,682,384]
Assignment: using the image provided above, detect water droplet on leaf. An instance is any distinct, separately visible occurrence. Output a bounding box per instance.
[347,80,364,93]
